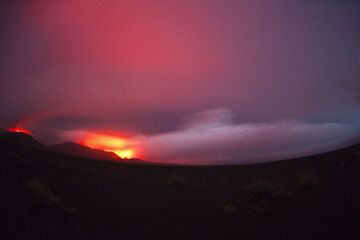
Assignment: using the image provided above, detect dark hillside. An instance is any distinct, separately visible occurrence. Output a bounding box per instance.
[0,137,359,240]
[49,142,120,161]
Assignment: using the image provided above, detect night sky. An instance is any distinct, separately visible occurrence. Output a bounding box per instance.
[1,0,359,164]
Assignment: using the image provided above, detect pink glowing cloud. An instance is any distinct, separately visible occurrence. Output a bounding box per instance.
[0,1,359,164]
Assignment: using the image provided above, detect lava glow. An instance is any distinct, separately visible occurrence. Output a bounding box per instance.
[114,150,134,159]
[78,132,136,159]
[8,127,31,135]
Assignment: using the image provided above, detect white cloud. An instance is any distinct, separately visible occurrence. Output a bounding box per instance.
[136,108,359,165]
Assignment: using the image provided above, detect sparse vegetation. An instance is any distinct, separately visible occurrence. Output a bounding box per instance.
[239,178,282,211]
[167,172,186,187]
[222,200,237,214]
[1,135,358,240]
[241,177,283,197]
[222,173,320,212]
[28,178,77,215]
[295,171,319,188]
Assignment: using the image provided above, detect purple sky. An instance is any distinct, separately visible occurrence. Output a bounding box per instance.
[1,0,359,164]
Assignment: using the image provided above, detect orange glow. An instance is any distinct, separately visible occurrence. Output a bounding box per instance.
[78,132,138,159]
[80,134,126,150]
[8,127,31,135]
[114,149,134,159]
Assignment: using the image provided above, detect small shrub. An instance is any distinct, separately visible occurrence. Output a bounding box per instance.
[295,171,319,188]
[241,178,283,197]
[241,178,287,211]
[167,172,186,187]
[220,199,238,214]
[223,202,237,214]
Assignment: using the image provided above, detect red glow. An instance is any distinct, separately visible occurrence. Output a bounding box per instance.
[24,1,219,73]
[8,127,31,135]
[77,132,138,159]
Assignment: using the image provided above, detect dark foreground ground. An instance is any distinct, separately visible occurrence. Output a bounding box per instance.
[0,139,359,239]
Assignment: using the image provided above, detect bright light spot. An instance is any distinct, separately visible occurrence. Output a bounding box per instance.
[8,127,31,135]
[114,149,134,159]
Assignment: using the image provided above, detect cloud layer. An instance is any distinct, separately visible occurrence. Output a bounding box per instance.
[0,1,359,164]
[137,109,359,164]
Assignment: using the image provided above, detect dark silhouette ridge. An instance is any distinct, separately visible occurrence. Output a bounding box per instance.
[48,142,121,161]
[47,142,150,164]
[0,129,149,163]
[0,129,42,148]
